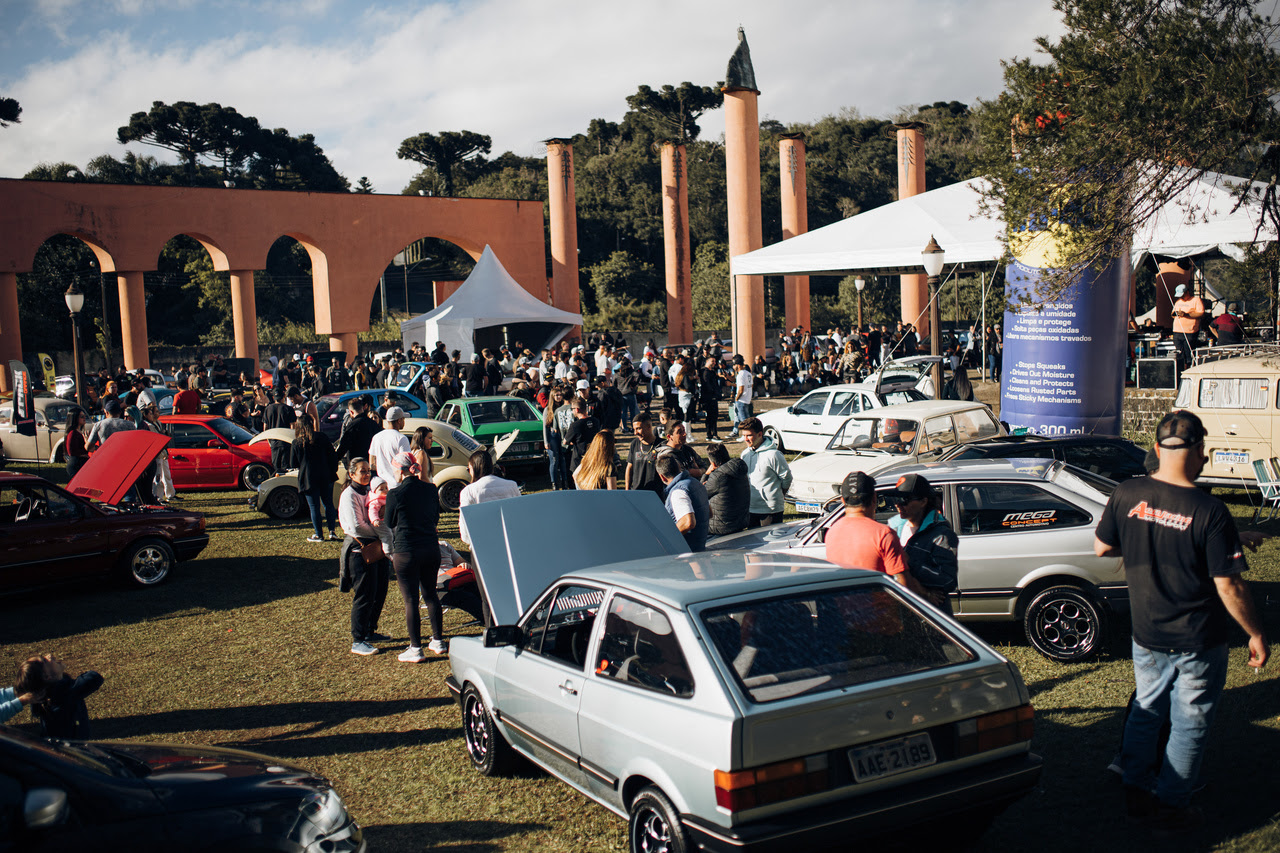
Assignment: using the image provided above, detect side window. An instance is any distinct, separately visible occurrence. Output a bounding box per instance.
[793,391,830,416]
[0,405,11,425]
[830,392,859,417]
[1199,377,1267,409]
[953,409,1002,443]
[35,486,79,520]
[923,417,957,452]
[447,406,463,427]
[34,410,47,427]
[390,393,421,414]
[521,584,604,670]
[954,483,1092,535]
[597,595,694,697]
[168,423,214,449]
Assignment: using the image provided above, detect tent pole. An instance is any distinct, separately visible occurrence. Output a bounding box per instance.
[981,269,988,382]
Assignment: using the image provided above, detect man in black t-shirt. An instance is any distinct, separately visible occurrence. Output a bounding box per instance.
[563,398,600,475]
[462,355,486,397]
[1095,411,1267,830]
[261,388,297,471]
[625,412,663,496]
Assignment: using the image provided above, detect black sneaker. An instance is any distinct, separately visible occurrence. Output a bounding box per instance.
[1150,804,1203,838]
[1125,786,1158,823]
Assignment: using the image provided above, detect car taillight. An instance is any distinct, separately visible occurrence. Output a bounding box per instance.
[536,441,544,451]
[198,516,206,532]
[955,704,1034,757]
[714,754,830,812]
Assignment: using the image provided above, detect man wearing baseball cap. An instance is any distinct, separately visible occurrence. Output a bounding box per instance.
[824,472,920,594]
[369,405,410,488]
[1170,281,1205,367]
[885,473,958,613]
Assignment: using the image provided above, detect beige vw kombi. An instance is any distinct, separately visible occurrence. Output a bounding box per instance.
[1173,346,1280,485]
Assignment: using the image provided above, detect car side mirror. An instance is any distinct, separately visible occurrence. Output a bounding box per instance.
[786,406,795,414]
[206,439,223,448]
[483,625,525,648]
[25,788,68,829]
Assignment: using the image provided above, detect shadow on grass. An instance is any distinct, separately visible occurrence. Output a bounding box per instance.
[1,553,339,645]
[221,726,457,759]
[363,819,548,851]
[100,697,453,739]
[986,676,1280,853]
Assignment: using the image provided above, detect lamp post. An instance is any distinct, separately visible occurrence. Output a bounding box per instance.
[921,236,945,398]
[854,277,865,330]
[64,282,85,408]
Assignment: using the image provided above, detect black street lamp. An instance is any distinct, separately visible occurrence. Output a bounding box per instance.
[64,281,85,408]
[921,236,946,398]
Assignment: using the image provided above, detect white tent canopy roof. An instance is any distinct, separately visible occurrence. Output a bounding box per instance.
[730,171,1276,277]
[400,245,582,358]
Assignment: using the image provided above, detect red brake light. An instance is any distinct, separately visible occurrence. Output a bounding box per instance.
[956,704,1035,757]
[714,755,829,813]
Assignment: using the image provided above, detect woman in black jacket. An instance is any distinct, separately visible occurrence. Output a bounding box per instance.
[385,451,446,661]
[292,418,339,542]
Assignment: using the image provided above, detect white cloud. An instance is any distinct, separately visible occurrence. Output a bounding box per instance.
[1,0,1064,192]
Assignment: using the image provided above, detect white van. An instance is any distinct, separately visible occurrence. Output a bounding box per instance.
[1173,346,1280,485]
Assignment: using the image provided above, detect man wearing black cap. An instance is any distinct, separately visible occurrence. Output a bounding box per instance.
[885,473,958,613]
[1095,410,1268,833]
[824,472,918,592]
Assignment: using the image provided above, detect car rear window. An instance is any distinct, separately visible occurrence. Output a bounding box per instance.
[701,587,975,704]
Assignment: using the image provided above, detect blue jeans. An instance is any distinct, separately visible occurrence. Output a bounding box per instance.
[735,401,753,423]
[1122,641,1228,807]
[621,393,638,428]
[546,432,568,489]
[304,491,338,538]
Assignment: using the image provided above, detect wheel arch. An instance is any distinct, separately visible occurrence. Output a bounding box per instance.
[1014,568,1103,618]
[619,760,692,814]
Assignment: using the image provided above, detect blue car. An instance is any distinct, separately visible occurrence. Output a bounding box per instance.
[315,390,432,441]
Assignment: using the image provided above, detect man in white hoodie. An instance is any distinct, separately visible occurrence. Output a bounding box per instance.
[738,417,793,528]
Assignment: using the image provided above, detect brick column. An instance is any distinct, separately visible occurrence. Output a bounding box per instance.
[546,139,581,343]
[662,143,693,345]
[229,270,259,372]
[779,135,810,333]
[116,270,150,370]
[725,87,765,361]
[896,124,929,338]
[329,333,358,363]
[0,271,21,392]
[1155,260,1192,329]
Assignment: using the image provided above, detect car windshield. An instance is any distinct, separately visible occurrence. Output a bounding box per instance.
[467,400,537,425]
[315,394,343,421]
[701,586,975,704]
[392,364,420,386]
[206,417,256,444]
[882,390,926,406]
[827,417,920,454]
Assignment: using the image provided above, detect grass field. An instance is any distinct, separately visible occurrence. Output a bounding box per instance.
[3,390,1279,852]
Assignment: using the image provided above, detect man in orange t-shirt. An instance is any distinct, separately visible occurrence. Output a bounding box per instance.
[824,472,920,594]
[1170,283,1205,367]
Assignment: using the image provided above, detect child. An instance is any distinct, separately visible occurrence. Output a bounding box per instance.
[16,653,103,739]
[367,476,390,529]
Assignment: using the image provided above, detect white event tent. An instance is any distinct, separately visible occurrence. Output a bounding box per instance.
[399,245,582,360]
[730,170,1276,278]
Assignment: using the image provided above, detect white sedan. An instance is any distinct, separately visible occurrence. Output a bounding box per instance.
[754,380,927,454]
[786,400,1005,512]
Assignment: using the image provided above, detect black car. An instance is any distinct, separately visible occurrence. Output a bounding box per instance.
[936,433,1149,481]
[0,726,364,852]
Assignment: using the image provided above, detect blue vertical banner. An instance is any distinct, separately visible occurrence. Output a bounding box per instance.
[1000,257,1129,436]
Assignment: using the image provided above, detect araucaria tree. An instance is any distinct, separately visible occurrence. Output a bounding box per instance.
[976,0,1280,302]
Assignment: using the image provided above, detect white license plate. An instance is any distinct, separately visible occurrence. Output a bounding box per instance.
[849,733,936,782]
[1213,450,1249,466]
[511,442,531,452]
[797,502,822,514]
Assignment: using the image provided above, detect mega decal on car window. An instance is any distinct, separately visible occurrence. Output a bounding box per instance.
[955,483,1092,535]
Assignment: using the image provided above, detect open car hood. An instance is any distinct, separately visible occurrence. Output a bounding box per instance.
[492,428,520,462]
[462,490,687,625]
[248,428,297,446]
[69,430,169,505]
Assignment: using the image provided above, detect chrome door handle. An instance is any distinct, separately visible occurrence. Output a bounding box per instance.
[1224,430,1237,436]
[558,681,578,696]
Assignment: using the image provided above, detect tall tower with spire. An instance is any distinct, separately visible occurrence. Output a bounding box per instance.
[723,28,765,361]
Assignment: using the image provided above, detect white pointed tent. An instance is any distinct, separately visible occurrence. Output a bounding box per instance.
[400,245,582,360]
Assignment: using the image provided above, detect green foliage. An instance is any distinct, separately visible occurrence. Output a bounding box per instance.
[1203,245,1278,319]
[691,241,731,330]
[0,96,21,127]
[354,176,374,193]
[396,130,492,197]
[585,250,663,310]
[625,82,723,144]
[976,0,1280,303]
[23,162,83,181]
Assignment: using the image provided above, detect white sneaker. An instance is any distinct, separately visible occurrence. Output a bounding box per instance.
[398,646,425,663]
[427,639,448,655]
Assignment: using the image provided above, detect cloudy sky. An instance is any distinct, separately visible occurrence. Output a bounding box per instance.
[0,0,1065,193]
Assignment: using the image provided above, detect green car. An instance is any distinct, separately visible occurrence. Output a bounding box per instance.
[437,396,546,464]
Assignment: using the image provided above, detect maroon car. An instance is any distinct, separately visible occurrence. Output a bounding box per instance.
[0,433,208,590]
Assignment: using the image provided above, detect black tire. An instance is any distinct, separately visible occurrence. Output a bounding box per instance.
[1022,584,1107,662]
[120,538,174,587]
[266,486,304,519]
[241,462,272,490]
[629,787,689,853]
[763,426,785,453]
[439,479,465,513]
[461,685,513,776]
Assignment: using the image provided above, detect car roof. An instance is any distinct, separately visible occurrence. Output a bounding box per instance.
[160,414,220,422]
[565,552,881,610]
[1181,355,1279,375]
[836,399,990,418]
[874,457,1062,484]
[457,396,539,405]
[0,471,46,485]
